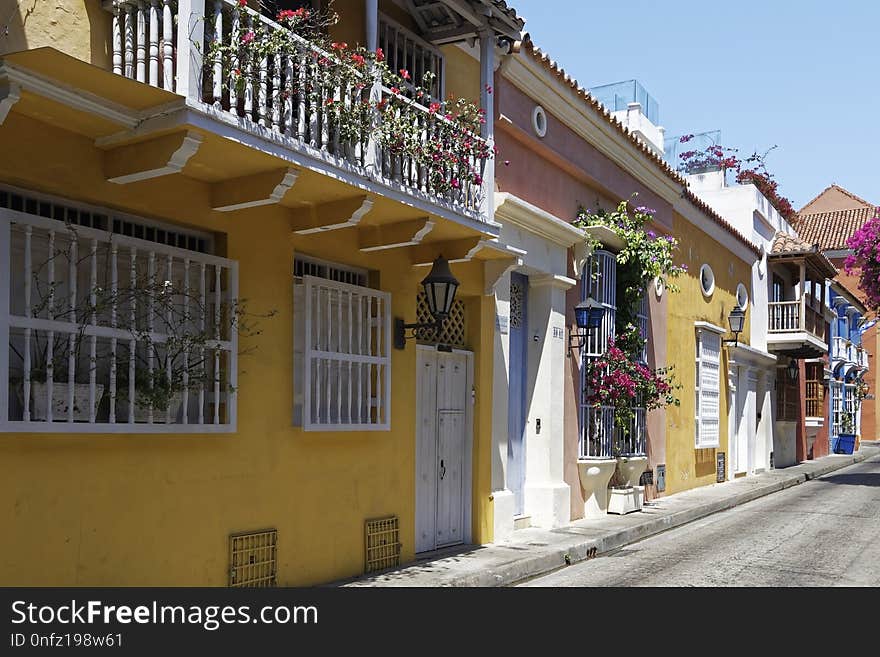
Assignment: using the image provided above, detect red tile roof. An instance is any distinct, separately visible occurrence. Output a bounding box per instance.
[769,231,838,277]
[794,206,877,251]
[520,40,760,256]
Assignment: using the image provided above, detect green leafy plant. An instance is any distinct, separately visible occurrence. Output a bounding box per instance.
[840,411,855,435]
[572,198,687,329]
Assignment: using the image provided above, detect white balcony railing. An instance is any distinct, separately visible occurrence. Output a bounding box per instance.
[832,336,848,361]
[104,0,490,220]
[768,301,800,333]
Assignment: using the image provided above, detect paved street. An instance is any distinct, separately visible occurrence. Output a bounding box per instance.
[519,454,880,587]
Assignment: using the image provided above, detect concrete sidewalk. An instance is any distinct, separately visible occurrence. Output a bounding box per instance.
[342,443,880,587]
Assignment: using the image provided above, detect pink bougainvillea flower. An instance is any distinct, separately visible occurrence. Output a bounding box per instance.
[241,31,255,44]
[399,68,411,80]
[375,47,385,62]
[331,42,348,51]
[237,0,247,7]
[429,102,441,114]
[390,86,400,95]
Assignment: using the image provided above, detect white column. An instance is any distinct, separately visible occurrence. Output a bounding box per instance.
[365,0,378,52]
[478,28,495,224]
[523,275,572,529]
[490,269,514,542]
[176,0,206,101]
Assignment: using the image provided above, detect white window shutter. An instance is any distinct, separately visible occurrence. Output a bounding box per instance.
[698,331,721,448]
[298,275,391,431]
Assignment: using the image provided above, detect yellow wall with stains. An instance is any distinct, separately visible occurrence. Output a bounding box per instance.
[0,0,492,586]
[662,212,753,495]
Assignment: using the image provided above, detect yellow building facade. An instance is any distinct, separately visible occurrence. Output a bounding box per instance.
[0,0,524,584]
[662,209,756,495]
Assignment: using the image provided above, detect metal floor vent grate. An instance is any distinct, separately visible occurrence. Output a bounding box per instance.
[417,292,466,347]
[229,529,278,587]
[365,516,402,574]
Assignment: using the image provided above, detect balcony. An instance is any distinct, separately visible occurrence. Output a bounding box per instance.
[858,347,869,369]
[767,300,828,358]
[101,0,492,227]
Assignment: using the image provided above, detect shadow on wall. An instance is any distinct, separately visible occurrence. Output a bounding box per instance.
[0,0,110,67]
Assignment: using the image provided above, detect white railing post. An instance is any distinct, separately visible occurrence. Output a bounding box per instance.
[176,0,206,102]
[478,27,495,223]
[0,216,9,424]
[112,3,124,76]
[364,69,383,177]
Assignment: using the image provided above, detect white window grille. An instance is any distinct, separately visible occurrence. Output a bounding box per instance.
[830,380,843,437]
[293,264,391,431]
[636,290,648,364]
[695,328,721,448]
[1,200,238,433]
[378,13,444,102]
[579,250,617,459]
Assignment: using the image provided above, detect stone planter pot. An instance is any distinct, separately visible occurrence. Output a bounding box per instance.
[616,455,648,488]
[576,459,617,518]
[115,392,184,424]
[26,382,105,422]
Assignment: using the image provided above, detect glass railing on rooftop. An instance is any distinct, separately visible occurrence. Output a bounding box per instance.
[589,80,660,125]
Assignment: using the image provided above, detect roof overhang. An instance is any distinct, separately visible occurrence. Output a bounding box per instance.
[406,0,524,45]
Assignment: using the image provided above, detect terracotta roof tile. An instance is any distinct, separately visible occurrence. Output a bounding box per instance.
[520,40,760,256]
[769,231,838,277]
[771,231,816,255]
[794,206,877,251]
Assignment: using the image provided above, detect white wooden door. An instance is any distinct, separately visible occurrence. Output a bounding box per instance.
[416,348,472,553]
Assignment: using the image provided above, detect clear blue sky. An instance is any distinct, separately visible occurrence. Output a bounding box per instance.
[510,0,880,210]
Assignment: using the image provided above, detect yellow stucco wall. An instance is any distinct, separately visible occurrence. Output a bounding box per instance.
[0,0,109,66]
[0,111,489,585]
[663,213,753,495]
[0,0,492,586]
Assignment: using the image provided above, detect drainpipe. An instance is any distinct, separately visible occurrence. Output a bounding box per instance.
[478,27,495,224]
[365,0,378,52]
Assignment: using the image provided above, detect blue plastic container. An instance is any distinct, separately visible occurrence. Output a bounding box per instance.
[835,434,856,455]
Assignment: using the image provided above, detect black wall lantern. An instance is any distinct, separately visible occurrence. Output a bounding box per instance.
[723,305,746,347]
[393,256,460,350]
[787,358,799,382]
[569,296,605,354]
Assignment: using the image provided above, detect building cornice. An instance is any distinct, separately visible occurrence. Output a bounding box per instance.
[494,192,584,247]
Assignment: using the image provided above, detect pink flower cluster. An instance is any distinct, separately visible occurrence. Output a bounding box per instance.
[845,209,880,311]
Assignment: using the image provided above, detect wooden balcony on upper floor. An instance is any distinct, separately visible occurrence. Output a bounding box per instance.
[767,299,828,358]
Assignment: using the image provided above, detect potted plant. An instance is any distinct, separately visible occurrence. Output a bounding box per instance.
[9,334,105,422]
[835,411,856,454]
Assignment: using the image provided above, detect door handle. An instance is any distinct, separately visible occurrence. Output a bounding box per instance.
[439,459,446,480]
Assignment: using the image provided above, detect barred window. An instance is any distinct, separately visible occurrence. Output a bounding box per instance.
[293,261,390,431]
[1,190,237,434]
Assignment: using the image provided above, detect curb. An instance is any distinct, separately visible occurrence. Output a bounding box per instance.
[464,447,877,587]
